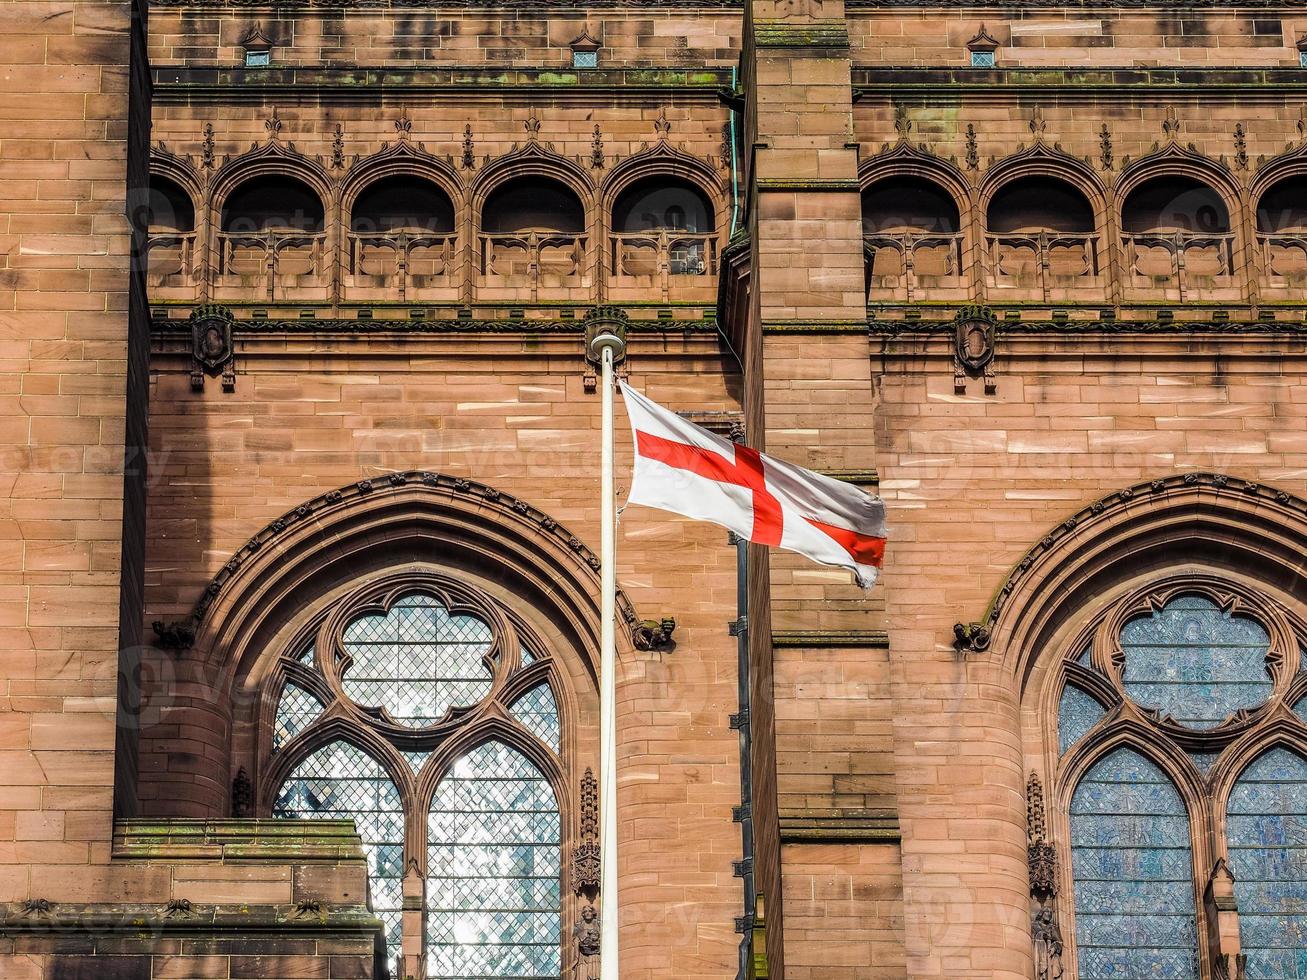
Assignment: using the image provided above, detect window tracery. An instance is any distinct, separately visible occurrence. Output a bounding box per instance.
[1047,575,1307,980]
[261,572,569,979]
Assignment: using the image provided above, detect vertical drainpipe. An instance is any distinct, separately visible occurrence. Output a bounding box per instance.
[729,531,756,980]
[729,65,742,239]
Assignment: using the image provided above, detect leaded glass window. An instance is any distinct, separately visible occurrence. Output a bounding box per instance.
[1069,748,1198,979]
[273,740,405,968]
[1227,748,1307,979]
[427,741,563,980]
[510,684,562,754]
[1058,683,1106,755]
[1050,576,1307,980]
[273,682,325,751]
[265,573,570,980]
[1120,594,1272,729]
[342,593,494,726]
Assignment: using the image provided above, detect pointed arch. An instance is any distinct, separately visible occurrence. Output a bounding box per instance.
[471,141,596,216]
[600,142,725,227]
[859,145,972,218]
[186,472,640,692]
[340,142,463,219]
[978,142,1109,218]
[971,474,1307,691]
[210,140,336,215]
[1115,143,1244,223]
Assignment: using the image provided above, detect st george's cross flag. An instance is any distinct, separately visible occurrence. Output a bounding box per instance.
[619,381,888,588]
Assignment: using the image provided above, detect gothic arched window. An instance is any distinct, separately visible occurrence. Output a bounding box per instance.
[1046,577,1307,980]
[263,575,569,979]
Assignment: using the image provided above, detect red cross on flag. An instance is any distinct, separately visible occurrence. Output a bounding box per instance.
[620,381,887,588]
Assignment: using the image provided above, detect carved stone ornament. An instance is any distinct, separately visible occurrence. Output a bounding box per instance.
[188,304,237,392]
[575,902,601,958]
[231,766,253,817]
[152,619,196,652]
[952,621,991,655]
[953,305,997,394]
[1031,904,1065,980]
[571,768,600,899]
[1027,772,1064,980]
[631,617,677,652]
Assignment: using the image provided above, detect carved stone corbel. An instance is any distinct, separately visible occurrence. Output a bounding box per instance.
[952,621,991,655]
[953,305,997,394]
[188,304,237,392]
[572,768,601,979]
[631,617,677,652]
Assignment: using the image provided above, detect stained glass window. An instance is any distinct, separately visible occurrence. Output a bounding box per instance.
[509,684,561,754]
[272,682,325,751]
[1294,695,1307,726]
[427,740,562,980]
[273,741,405,971]
[1120,595,1272,729]
[1058,683,1106,755]
[342,593,494,727]
[295,642,316,665]
[1226,748,1307,979]
[1070,748,1198,980]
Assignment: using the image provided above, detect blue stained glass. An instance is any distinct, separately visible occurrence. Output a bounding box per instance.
[1070,748,1198,980]
[1227,748,1307,980]
[427,740,562,980]
[273,740,405,973]
[1294,696,1307,726]
[1120,594,1272,730]
[272,682,325,752]
[1189,751,1221,777]
[1059,684,1107,755]
[342,592,494,727]
[509,683,561,754]
[1076,646,1092,666]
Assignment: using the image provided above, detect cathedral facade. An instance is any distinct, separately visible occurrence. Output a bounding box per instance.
[3,1,1307,979]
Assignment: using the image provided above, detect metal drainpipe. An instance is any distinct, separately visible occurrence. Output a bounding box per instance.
[728,65,742,239]
[728,530,756,980]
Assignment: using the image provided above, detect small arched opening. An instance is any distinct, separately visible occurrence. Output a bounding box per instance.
[348,176,458,291]
[985,176,1099,286]
[217,176,327,293]
[861,176,963,289]
[480,176,586,281]
[1256,175,1307,286]
[610,176,716,278]
[1120,176,1234,288]
[145,175,197,290]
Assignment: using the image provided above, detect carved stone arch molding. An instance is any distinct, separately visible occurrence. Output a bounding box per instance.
[149,145,206,201]
[1115,140,1247,217]
[470,138,598,217]
[599,140,727,230]
[209,137,338,215]
[858,145,974,216]
[189,472,639,687]
[977,141,1111,218]
[965,473,1307,689]
[339,140,466,218]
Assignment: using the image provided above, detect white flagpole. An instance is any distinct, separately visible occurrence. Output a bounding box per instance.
[591,329,625,980]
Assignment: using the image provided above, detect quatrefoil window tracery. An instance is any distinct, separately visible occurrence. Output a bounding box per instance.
[1058,581,1297,758]
[261,572,568,979]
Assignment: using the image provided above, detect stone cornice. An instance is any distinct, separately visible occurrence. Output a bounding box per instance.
[778,809,900,843]
[112,818,367,861]
[849,0,1298,8]
[152,0,740,7]
[153,66,736,104]
[853,67,1307,101]
[772,629,889,648]
[869,317,1307,336]
[151,316,718,336]
[0,902,382,938]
